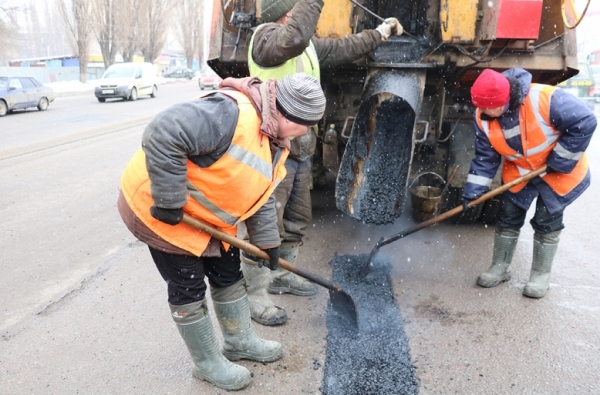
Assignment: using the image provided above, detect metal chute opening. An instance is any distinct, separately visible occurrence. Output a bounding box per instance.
[336,93,415,225]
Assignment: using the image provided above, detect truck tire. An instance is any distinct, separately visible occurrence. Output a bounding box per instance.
[479,198,501,225]
[443,186,483,224]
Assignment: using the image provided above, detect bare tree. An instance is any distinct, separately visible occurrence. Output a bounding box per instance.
[194,0,204,68]
[43,1,72,57]
[120,0,143,62]
[25,1,42,58]
[0,1,20,63]
[19,1,72,60]
[58,0,94,82]
[91,0,120,68]
[139,0,175,63]
[174,0,203,69]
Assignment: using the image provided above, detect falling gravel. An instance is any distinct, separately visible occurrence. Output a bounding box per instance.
[322,254,418,395]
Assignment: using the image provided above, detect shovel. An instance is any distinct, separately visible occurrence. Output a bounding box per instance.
[181,214,359,327]
[361,165,548,276]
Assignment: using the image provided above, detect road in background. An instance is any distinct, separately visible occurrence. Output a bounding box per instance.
[0,80,203,333]
[0,80,202,158]
[0,89,598,393]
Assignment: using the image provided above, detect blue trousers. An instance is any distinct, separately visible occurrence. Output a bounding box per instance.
[497,193,564,234]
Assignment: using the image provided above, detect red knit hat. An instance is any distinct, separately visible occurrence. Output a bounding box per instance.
[471,69,510,108]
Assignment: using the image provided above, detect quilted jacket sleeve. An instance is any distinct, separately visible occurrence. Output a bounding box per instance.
[462,114,503,199]
[547,89,597,174]
[142,94,239,209]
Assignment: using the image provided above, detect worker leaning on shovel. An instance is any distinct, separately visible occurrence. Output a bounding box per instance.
[463,68,596,298]
[116,73,326,391]
[242,0,404,327]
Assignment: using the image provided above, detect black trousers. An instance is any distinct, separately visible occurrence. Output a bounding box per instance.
[149,246,243,305]
[496,194,564,234]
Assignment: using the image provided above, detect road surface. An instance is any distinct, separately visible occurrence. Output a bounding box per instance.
[1,82,598,394]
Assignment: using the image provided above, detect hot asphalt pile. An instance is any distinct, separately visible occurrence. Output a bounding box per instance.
[321,254,418,394]
[335,97,413,225]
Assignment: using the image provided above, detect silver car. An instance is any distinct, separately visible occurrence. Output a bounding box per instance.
[0,76,55,117]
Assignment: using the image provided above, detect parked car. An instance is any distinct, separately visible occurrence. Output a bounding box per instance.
[94,62,158,102]
[557,61,595,110]
[0,76,55,117]
[163,68,196,79]
[198,70,222,90]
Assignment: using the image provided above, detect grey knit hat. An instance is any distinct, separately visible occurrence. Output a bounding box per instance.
[276,73,326,126]
[261,0,297,23]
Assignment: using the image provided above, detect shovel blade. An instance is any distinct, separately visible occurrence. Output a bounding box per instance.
[329,289,358,329]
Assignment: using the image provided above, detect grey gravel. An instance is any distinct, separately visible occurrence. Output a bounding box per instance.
[322,253,418,394]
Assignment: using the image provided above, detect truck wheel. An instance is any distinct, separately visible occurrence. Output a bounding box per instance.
[443,186,483,224]
[479,198,501,225]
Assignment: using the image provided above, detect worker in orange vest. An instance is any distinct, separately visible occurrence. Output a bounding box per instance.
[463,68,596,298]
[117,73,326,390]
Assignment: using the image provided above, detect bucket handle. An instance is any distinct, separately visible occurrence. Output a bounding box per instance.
[409,171,445,190]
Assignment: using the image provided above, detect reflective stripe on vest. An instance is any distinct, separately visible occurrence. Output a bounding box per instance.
[248,24,320,81]
[476,84,588,195]
[121,91,289,256]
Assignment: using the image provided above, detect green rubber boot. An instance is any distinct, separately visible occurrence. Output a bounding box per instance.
[268,247,317,296]
[523,231,560,298]
[170,300,251,390]
[241,258,287,326]
[212,279,284,362]
[477,227,520,288]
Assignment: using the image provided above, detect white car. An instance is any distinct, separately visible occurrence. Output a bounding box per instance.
[94,62,158,102]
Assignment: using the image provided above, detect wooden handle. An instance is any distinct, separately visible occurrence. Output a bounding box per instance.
[181,215,344,292]
[377,165,547,247]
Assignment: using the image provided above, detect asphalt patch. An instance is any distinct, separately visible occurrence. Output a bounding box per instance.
[322,254,418,395]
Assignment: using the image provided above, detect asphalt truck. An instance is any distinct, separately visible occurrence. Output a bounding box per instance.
[207,0,583,225]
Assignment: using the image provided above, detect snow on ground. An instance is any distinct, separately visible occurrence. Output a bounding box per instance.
[45,80,95,94]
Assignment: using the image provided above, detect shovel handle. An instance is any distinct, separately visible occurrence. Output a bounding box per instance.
[376,165,547,248]
[181,215,344,292]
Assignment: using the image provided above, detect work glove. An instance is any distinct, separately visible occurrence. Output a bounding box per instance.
[150,206,183,226]
[375,17,403,41]
[462,198,473,212]
[258,247,280,271]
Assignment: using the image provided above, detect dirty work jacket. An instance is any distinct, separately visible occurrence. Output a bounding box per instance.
[463,68,596,214]
[249,0,383,161]
[120,90,289,257]
[248,24,320,81]
[475,84,589,195]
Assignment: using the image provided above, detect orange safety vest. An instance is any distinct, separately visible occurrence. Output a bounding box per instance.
[476,84,588,196]
[120,90,289,256]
